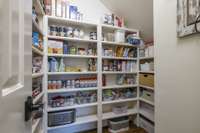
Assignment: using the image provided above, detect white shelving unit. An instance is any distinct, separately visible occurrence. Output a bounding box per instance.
[102,84,138,90]
[48,87,98,93]
[139,98,154,106]
[139,57,154,60]
[32,46,44,56]
[33,91,44,104]
[102,41,138,47]
[47,102,98,112]
[48,54,97,58]
[139,44,155,128]
[43,15,142,133]
[32,118,42,133]
[102,108,137,120]
[48,35,98,43]
[139,109,154,122]
[32,0,45,133]
[102,56,137,60]
[32,72,44,79]
[102,71,137,74]
[139,85,154,91]
[48,71,98,75]
[139,71,154,74]
[102,98,138,105]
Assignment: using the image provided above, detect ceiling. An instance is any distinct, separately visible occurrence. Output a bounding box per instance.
[101,0,153,41]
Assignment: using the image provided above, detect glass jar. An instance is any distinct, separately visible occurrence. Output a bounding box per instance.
[73,28,80,38]
[66,27,73,37]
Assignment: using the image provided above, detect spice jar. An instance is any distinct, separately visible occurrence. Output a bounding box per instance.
[73,28,80,38]
[57,26,62,36]
[90,32,97,40]
[75,79,80,88]
[49,25,56,36]
[79,29,84,38]
[66,27,73,37]
[60,27,65,37]
[48,81,52,89]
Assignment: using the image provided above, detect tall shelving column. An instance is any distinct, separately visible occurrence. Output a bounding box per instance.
[97,24,103,133]
[100,23,140,132]
[138,43,154,132]
[43,15,48,133]
[32,0,45,133]
[44,16,99,133]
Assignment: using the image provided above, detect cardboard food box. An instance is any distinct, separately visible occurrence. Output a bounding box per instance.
[139,73,154,87]
[48,40,63,54]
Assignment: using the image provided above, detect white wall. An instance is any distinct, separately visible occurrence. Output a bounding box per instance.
[154,0,200,133]
[101,0,153,41]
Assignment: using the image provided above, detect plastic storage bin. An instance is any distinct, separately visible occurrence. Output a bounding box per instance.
[139,117,154,133]
[112,105,128,114]
[141,89,154,102]
[108,116,129,133]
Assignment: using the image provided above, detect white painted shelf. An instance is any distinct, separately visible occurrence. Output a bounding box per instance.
[139,109,154,122]
[33,0,45,15]
[139,98,154,106]
[48,71,97,75]
[48,54,97,58]
[33,92,44,104]
[48,35,98,43]
[48,87,98,93]
[32,46,43,56]
[47,15,97,27]
[32,118,41,133]
[38,129,44,133]
[47,114,98,130]
[32,18,44,36]
[101,41,138,47]
[139,57,154,60]
[102,56,137,60]
[139,85,154,91]
[102,84,137,89]
[102,108,137,120]
[139,71,154,74]
[47,102,98,112]
[32,72,44,79]
[102,98,137,105]
[102,71,137,74]
[101,24,139,33]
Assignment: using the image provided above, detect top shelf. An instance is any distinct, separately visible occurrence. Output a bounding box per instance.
[101,24,139,33]
[102,41,138,47]
[47,16,98,28]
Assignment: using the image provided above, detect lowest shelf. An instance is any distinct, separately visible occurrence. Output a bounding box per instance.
[47,114,98,131]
